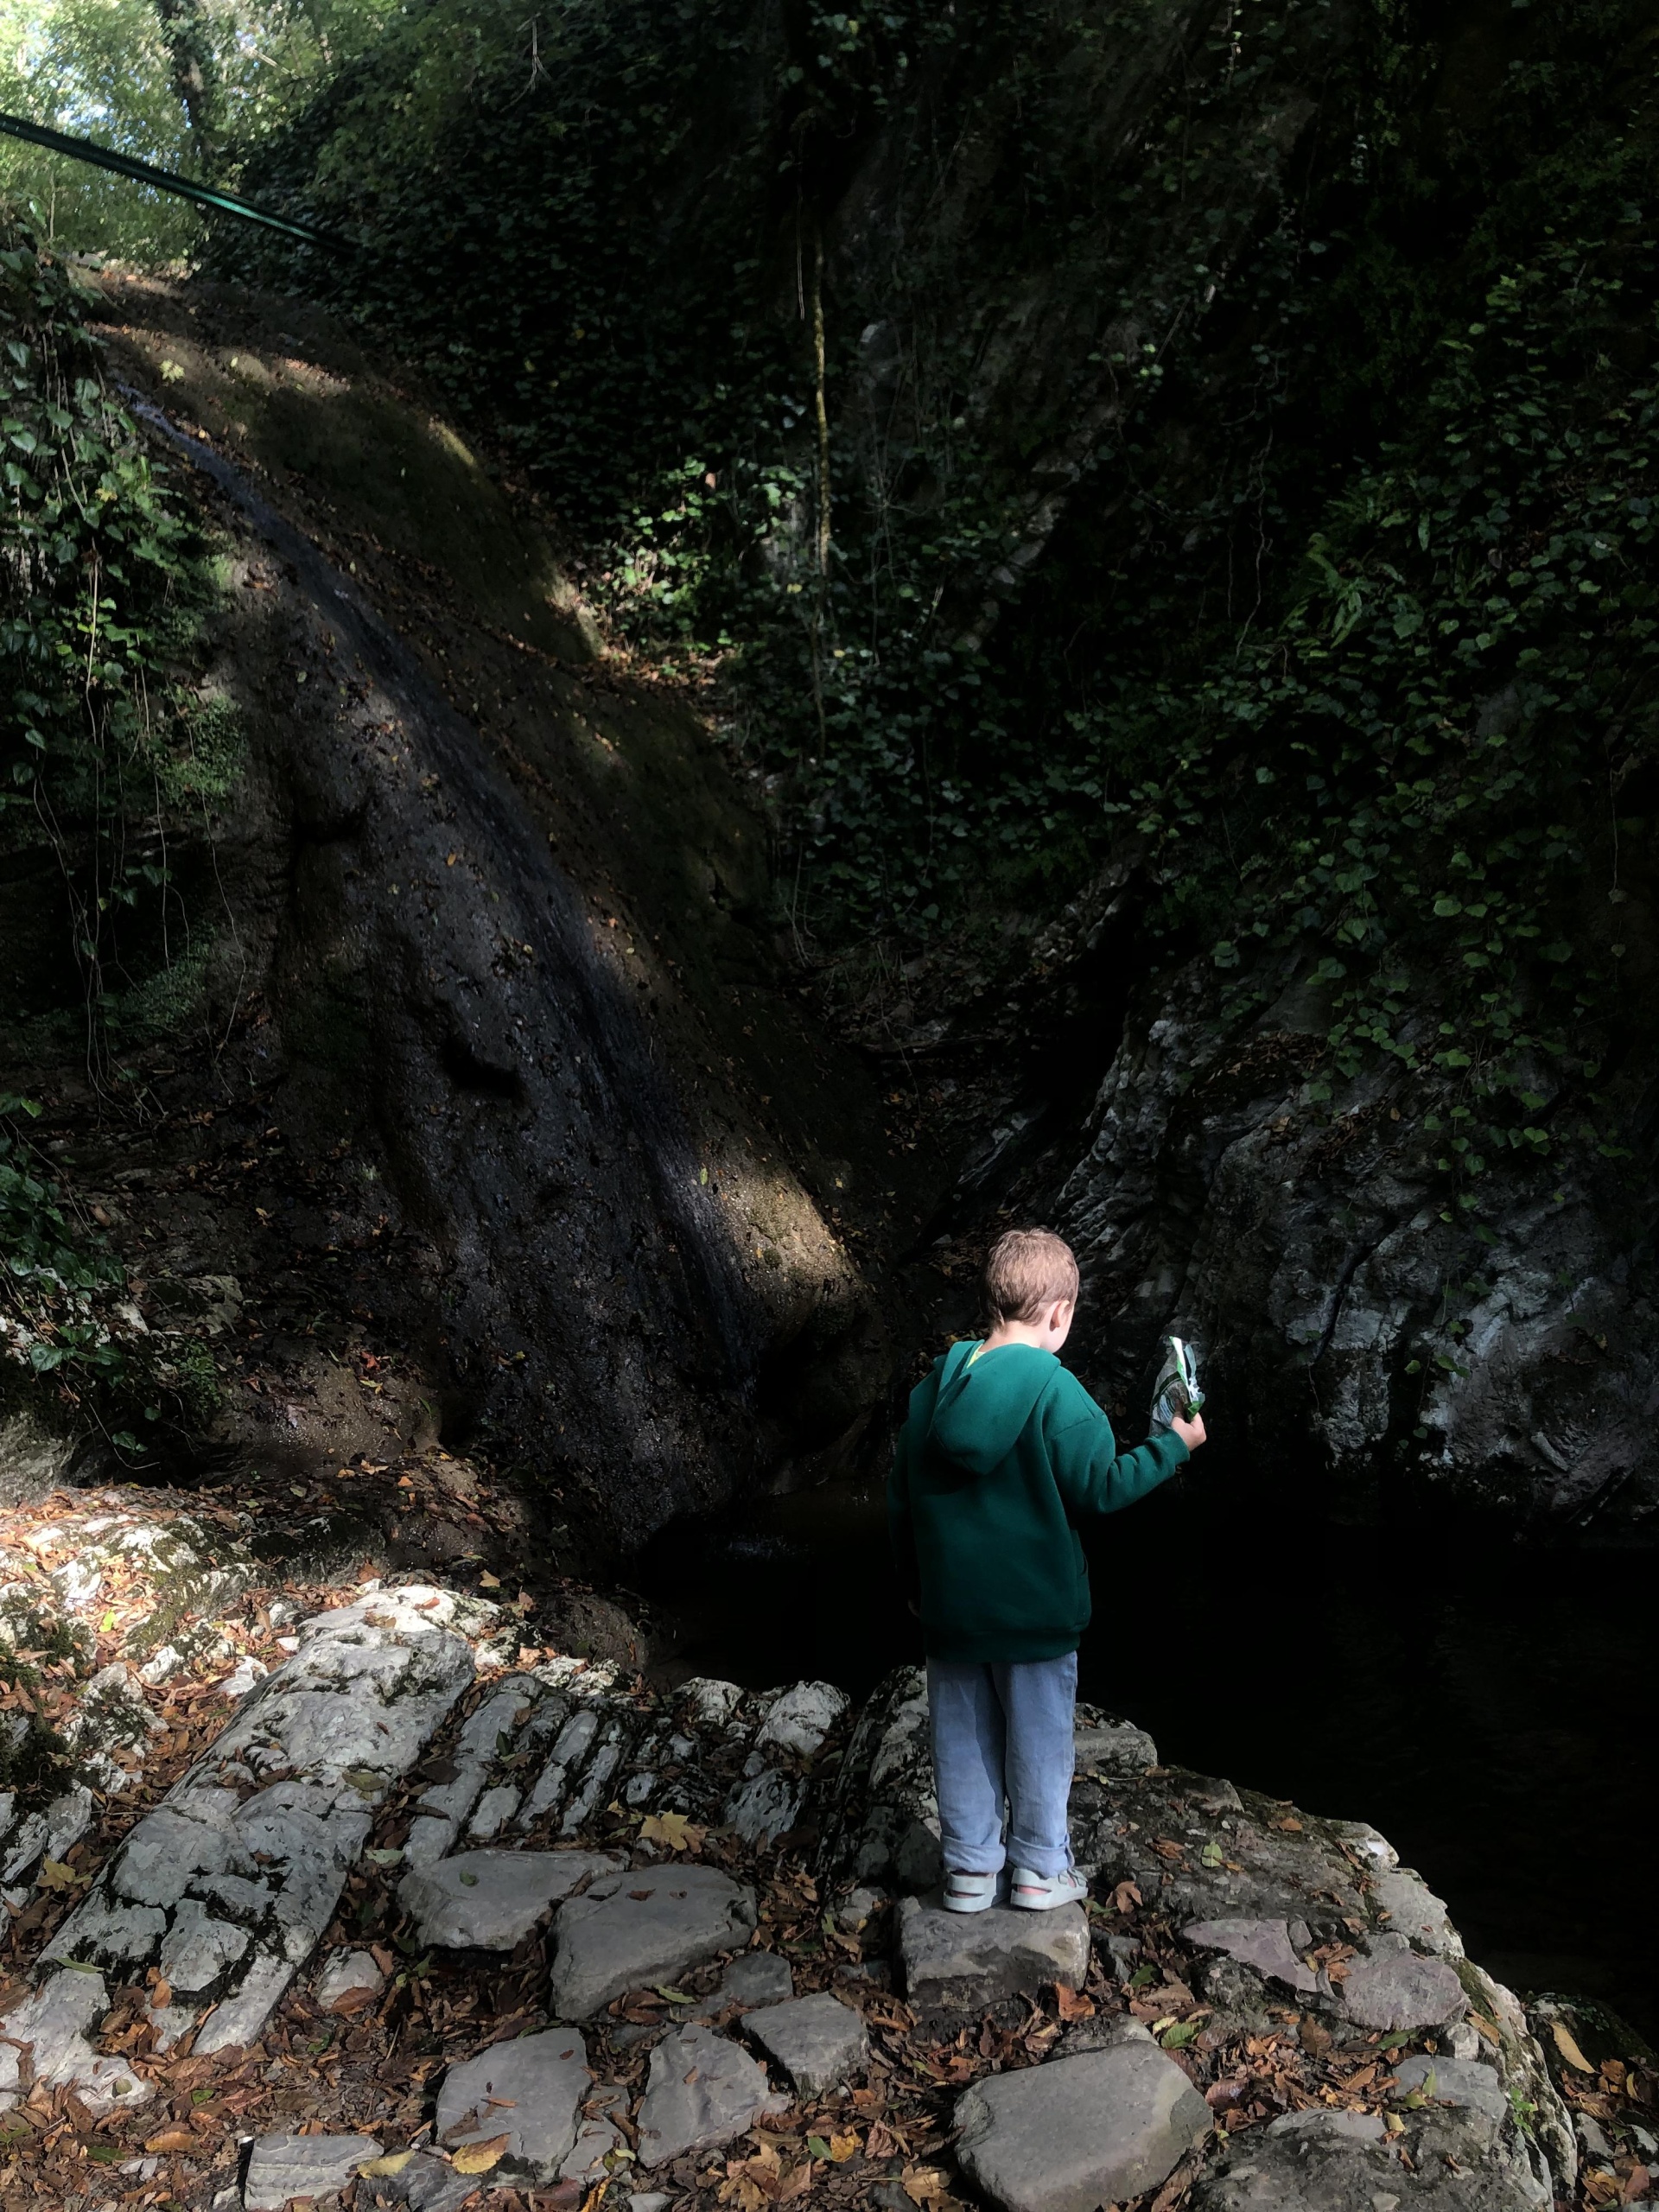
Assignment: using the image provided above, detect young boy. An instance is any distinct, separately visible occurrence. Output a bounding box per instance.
[888,1227,1206,1912]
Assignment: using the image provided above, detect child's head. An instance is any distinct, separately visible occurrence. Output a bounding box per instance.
[982,1228,1079,1351]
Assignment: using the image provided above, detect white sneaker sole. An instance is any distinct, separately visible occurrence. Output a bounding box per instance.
[1008,1874,1087,1911]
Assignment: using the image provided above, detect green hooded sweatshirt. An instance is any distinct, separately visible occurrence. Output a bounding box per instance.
[887,1339,1189,1663]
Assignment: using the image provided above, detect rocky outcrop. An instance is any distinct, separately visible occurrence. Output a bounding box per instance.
[1034,924,1659,1538]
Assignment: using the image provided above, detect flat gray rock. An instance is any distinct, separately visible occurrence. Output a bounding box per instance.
[636,2023,779,2167]
[401,1847,620,1950]
[745,1990,868,2094]
[718,1949,794,2009]
[244,2132,381,2209]
[899,1894,1090,2013]
[1393,2054,1509,2126]
[1183,1916,1320,1995]
[955,2042,1210,2212]
[551,1864,758,2018]
[1338,1939,1466,2031]
[435,2027,589,2182]
[379,2147,479,2212]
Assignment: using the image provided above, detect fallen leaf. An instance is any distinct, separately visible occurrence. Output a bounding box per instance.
[36,1859,88,1892]
[145,2128,198,2153]
[639,1811,707,1853]
[1054,1983,1094,2021]
[1111,1880,1142,1913]
[357,2150,416,2177]
[901,2163,952,2206]
[478,1572,502,1590]
[451,2133,511,2175]
[1272,1815,1304,1834]
[1551,2019,1595,2073]
[149,1977,174,2012]
[829,2133,858,2162]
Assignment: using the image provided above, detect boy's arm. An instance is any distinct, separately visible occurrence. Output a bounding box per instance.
[1047,1376,1189,1518]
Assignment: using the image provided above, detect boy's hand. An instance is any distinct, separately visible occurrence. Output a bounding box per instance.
[1172,1411,1207,1452]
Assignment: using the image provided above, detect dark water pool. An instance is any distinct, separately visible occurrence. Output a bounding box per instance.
[639,1472,1659,2043]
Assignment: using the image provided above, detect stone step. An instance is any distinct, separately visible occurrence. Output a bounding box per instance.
[898,1892,1090,2014]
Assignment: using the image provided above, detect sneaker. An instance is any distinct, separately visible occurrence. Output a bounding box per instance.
[1008,1865,1088,1911]
[942,1871,1000,1914]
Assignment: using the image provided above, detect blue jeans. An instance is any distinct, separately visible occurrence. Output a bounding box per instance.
[926,1653,1077,1878]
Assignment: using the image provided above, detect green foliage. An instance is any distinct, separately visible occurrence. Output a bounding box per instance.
[0,0,403,262]
[1,226,221,1421]
[226,0,1659,1183]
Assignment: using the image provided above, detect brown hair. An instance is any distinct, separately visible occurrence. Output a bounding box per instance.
[982,1228,1080,1325]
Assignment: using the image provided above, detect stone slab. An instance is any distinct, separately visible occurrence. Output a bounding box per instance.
[899,1894,1089,2013]
[955,2042,1211,2212]
[244,2132,381,2209]
[745,1990,869,2094]
[1182,1916,1320,1996]
[435,2027,589,2183]
[551,1864,758,2018]
[636,2022,779,2168]
[400,1847,620,1950]
[1338,1940,1466,2031]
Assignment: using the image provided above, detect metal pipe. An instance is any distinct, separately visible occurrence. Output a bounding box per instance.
[0,110,346,251]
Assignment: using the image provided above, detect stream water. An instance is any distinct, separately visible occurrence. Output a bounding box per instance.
[642,1470,1659,2044]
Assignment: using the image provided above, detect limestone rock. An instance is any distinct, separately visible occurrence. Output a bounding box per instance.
[1182,1916,1320,1995]
[1190,2096,1548,2209]
[561,2086,627,2182]
[244,2133,380,2210]
[955,2041,1211,2212]
[718,1950,794,2009]
[399,1847,620,1950]
[818,1669,939,1889]
[435,2028,588,2183]
[378,2147,477,2212]
[315,1948,384,2010]
[636,2024,779,2167]
[1338,1938,1466,2031]
[34,1586,474,2060]
[1393,2055,1509,2127]
[0,1967,151,2116]
[898,1894,1089,2013]
[745,1990,869,2094]
[551,1864,757,2018]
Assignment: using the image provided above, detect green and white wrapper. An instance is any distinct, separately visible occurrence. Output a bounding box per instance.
[1149,1334,1205,1431]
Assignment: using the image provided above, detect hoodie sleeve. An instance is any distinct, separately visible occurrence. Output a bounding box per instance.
[1045,1371,1189,1518]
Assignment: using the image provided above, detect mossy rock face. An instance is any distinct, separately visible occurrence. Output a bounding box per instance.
[97,279,598,665]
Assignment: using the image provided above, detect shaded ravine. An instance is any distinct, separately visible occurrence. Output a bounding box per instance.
[124,387,757,1393]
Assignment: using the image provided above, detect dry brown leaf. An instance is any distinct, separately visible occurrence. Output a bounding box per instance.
[451,2133,511,2174]
[1054,1983,1095,2022]
[144,2128,198,2154]
[1550,2020,1594,2073]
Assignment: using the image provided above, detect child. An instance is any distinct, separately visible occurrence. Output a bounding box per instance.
[888,1227,1205,1912]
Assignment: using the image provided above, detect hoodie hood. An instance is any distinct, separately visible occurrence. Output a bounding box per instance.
[926,1339,1058,1475]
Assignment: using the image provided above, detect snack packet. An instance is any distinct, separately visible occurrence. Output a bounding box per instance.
[1149,1334,1205,1432]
